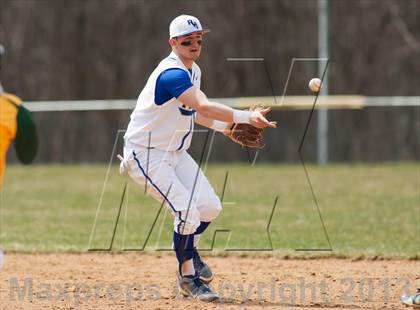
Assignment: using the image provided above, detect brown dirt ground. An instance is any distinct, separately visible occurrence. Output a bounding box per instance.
[0,253,419,309]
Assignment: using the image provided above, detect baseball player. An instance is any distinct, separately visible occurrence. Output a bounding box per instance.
[121,15,276,302]
[0,44,38,186]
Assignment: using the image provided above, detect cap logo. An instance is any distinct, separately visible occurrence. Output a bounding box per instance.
[187,19,199,29]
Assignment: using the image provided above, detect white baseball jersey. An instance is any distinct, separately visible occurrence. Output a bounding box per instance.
[124,51,201,151]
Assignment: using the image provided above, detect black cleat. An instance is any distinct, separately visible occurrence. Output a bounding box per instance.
[178,273,219,302]
[401,288,420,308]
[193,247,214,283]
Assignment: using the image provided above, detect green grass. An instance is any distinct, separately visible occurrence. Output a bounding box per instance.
[0,162,419,258]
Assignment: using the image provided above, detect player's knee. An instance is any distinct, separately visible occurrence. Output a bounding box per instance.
[200,196,222,222]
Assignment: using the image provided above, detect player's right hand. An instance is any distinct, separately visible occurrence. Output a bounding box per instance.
[249,107,277,129]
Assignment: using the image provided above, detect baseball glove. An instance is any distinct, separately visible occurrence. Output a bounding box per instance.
[224,106,267,149]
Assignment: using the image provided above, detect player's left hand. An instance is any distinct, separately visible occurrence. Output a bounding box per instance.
[224,105,276,148]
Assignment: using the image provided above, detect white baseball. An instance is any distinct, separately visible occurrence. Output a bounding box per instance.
[309,78,322,92]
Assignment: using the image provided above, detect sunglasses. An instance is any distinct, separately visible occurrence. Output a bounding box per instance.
[180,40,202,47]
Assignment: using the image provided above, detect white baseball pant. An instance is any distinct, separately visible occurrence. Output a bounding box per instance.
[122,144,222,235]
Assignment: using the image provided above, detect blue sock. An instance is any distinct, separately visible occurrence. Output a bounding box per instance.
[195,221,210,235]
[194,221,210,248]
[173,231,195,275]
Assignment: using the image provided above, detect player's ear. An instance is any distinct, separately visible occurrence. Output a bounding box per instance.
[169,38,177,47]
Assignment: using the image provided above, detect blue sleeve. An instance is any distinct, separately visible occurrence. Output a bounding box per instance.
[155,68,193,105]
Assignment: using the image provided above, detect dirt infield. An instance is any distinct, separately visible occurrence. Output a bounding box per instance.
[0,253,418,309]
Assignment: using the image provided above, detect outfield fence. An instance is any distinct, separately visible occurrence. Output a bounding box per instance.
[22,96,420,112]
[8,96,419,163]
